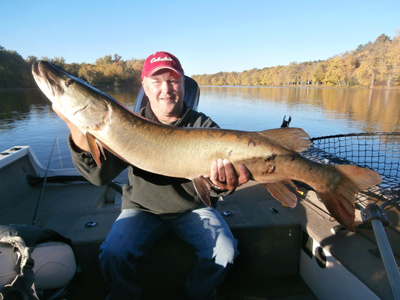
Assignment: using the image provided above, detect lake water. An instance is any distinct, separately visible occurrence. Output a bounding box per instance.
[0,86,399,169]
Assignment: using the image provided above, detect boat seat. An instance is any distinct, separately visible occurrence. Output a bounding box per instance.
[31,241,76,290]
[0,241,76,292]
[133,75,200,113]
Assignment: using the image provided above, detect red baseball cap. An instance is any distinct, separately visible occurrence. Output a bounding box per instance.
[141,51,184,79]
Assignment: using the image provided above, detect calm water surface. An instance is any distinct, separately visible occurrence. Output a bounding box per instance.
[0,86,399,169]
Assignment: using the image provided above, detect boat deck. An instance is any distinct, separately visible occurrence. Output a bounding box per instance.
[1,148,399,299]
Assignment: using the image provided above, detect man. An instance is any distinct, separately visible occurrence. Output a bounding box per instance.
[55,51,250,299]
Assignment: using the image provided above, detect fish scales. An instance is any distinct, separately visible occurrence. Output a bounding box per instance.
[101,106,274,179]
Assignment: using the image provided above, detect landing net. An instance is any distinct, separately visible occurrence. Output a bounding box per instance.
[303,132,400,206]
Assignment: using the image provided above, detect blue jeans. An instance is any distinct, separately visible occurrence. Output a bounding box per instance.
[99,207,238,300]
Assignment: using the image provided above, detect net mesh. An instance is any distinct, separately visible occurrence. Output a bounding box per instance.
[303,132,400,205]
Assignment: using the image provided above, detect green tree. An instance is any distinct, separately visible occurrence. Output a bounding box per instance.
[0,46,31,88]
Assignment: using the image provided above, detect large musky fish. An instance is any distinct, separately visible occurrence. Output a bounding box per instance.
[32,61,381,230]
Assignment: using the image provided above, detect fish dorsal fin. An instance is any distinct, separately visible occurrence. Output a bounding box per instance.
[258,128,311,152]
[263,180,298,208]
[192,176,213,207]
[86,132,105,167]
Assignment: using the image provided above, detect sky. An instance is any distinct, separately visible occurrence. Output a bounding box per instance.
[1,0,399,76]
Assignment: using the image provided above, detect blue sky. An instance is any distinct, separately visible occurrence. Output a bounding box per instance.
[1,0,399,76]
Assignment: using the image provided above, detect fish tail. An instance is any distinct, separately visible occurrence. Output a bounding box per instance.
[318,165,381,231]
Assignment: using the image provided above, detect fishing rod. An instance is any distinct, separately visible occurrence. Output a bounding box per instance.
[31,137,58,226]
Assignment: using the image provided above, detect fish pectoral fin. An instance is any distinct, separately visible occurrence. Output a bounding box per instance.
[86,132,105,167]
[258,128,311,152]
[263,180,298,208]
[192,176,213,207]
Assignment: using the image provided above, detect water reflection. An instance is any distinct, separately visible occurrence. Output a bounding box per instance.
[0,86,399,167]
[0,89,50,130]
[103,86,140,110]
[198,86,400,135]
[0,87,140,168]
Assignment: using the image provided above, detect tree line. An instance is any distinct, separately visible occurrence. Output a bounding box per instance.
[192,33,400,88]
[0,50,144,88]
[0,33,399,89]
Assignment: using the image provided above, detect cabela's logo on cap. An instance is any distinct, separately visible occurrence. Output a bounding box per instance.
[150,56,173,63]
[141,51,184,79]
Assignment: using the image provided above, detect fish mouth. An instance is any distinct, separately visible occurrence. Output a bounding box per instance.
[32,61,64,97]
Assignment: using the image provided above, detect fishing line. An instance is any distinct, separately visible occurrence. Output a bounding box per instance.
[56,136,63,169]
[31,137,58,226]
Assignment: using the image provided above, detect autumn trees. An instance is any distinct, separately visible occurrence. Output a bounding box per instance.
[0,33,399,89]
[77,54,143,87]
[193,33,400,88]
[0,49,144,88]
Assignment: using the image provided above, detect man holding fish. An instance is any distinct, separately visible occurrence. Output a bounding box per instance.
[34,50,381,300]
[54,51,251,300]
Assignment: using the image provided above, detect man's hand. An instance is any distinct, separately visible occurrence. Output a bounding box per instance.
[52,104,90,152]
[210,159,251,192]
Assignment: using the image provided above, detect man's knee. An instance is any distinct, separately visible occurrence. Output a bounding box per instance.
[197,235,238,267]
[215,237,239,267]
[99,239,141,267]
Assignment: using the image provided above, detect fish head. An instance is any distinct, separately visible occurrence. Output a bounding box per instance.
[32,60,110,131]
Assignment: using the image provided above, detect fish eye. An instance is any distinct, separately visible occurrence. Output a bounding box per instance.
[65,78,75,87]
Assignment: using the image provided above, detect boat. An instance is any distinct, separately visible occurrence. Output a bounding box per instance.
[0,77,399,300]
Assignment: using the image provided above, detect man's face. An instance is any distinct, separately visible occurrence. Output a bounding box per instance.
[142,69,185,122]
